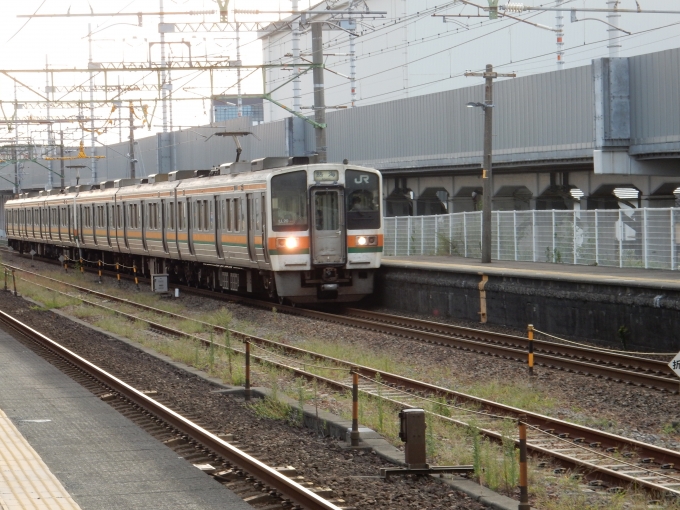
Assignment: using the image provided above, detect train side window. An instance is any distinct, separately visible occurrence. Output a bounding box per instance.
[204,200,210,230]
[255,197,261,231]
[168,202,174,230]
[234,198,240,232]
[225,200,231,232]
[178,201,184,230]
[209,200,214,229]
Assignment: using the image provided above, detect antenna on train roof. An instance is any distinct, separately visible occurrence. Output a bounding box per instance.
[214,131,252,163]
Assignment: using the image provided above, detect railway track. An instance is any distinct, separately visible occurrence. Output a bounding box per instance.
[0,308,345,510]
[4,252,677,394]
[7,264,680,499]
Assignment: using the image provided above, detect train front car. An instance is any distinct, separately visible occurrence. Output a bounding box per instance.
[268,164,382,304]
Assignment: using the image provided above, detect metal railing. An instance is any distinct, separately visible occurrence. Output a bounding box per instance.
[383,208,680,271]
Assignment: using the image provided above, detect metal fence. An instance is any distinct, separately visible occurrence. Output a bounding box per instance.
[383,208,680,271]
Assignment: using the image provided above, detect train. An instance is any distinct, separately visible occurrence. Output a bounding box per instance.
[4,157,383,304]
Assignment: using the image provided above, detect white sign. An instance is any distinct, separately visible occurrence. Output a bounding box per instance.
[668,352,680,378]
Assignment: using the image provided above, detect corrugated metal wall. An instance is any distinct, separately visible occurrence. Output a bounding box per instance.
[629,47,680,147]
[325,65,594,169]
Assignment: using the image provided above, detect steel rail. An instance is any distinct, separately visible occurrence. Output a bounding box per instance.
[10,270,680,496]
[4,259,678,393]
[343,308,671,375]
[0,309,342,510]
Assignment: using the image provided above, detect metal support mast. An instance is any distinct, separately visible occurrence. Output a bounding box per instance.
[607,0,621,57]
[88,23,97,184]
[235,3,243,117]
[13,82,19,194]
[312,22,326,163]
[349,1,358,106]
[46,56,54,189]
[291,0,301,113]
[129,104,136,179]
[556,0,564,69]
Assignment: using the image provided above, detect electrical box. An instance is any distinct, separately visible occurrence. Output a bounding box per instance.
[399,408,428,469]
[151,274,169,293]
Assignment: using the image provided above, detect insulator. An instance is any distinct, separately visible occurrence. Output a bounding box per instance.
[504,2,526,13]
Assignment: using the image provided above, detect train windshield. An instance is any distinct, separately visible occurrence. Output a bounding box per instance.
[271,171,309,232]
[345,169,380,230]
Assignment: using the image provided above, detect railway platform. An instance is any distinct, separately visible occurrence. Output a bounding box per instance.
[377,256,680,351]
[0,326,254,510]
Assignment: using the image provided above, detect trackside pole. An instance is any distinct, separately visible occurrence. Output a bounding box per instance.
[80,257,84,274]
[98,260,102,284]
[11,270,17,296]
[3,269,7,292]
[351,369,360,447]
[518,415,530,510]
[244,339,251,401]
[133,264,139,290]
[527,324,534,376]
[116,263,121,286]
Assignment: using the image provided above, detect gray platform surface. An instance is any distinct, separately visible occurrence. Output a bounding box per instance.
[383,255,680,290]
[0,326,254,510]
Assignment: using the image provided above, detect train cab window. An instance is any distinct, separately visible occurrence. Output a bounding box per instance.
[271,171,308,232]
[345,169,380,230]
[314,191,340,231]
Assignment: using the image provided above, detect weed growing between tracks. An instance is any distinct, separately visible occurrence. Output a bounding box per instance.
[9,263,680,510]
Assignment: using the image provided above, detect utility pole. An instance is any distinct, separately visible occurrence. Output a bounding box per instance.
[465,64,516,263]
[60,130,65,189]
[88,23,97,184]
[607,0,621,57]
[13,82,20,194]
[312,22,326,163]
[46,56,54,190]
[235,1,243,117]
[349,1,358,107]
[129,104,136,179]
[291,0,301,113]
[556,0,564,69]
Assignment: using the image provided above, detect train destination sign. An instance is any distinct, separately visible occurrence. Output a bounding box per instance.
[668,352,680,379]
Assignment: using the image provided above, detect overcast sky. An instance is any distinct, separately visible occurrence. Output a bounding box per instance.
[1,0,679,150]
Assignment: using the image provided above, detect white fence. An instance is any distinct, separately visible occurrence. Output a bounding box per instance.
[383,208,680,271]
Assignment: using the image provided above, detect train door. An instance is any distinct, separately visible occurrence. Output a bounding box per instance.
[106,204,112,247]
[123,203,130,250]
[246,193,256,262]
[92,205,98,246]
[161,199,169,253]
[214,196,224,259]
[138,201,147,251]
[260,192,270,264]
[67,205,73,242]
[311,187,346,265]
[186,197,195,256]
[174,192,182,258]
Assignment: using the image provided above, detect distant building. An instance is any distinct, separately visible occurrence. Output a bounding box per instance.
[212,97,264,124]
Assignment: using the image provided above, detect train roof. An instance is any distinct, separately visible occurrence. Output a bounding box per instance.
[6,162,379,206]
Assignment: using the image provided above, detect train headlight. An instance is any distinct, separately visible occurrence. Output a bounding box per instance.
[277,237,299,249]
[355,236,378,246]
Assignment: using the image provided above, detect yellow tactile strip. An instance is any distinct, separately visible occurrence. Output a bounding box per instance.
[0,410,81,509]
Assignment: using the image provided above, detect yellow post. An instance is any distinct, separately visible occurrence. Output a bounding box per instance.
[244,340,251,401]
[518,414,530,510]
[351,369,360,447]
[116,263,121,285]
[80,257,84,274]
[133,264,139,290]
[527,324,534,376]
[98,260,102,284]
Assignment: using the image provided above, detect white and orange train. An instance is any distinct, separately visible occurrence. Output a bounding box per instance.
[5,158,383,303]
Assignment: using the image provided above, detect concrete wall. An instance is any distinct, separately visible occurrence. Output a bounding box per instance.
[374,266,680,351]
